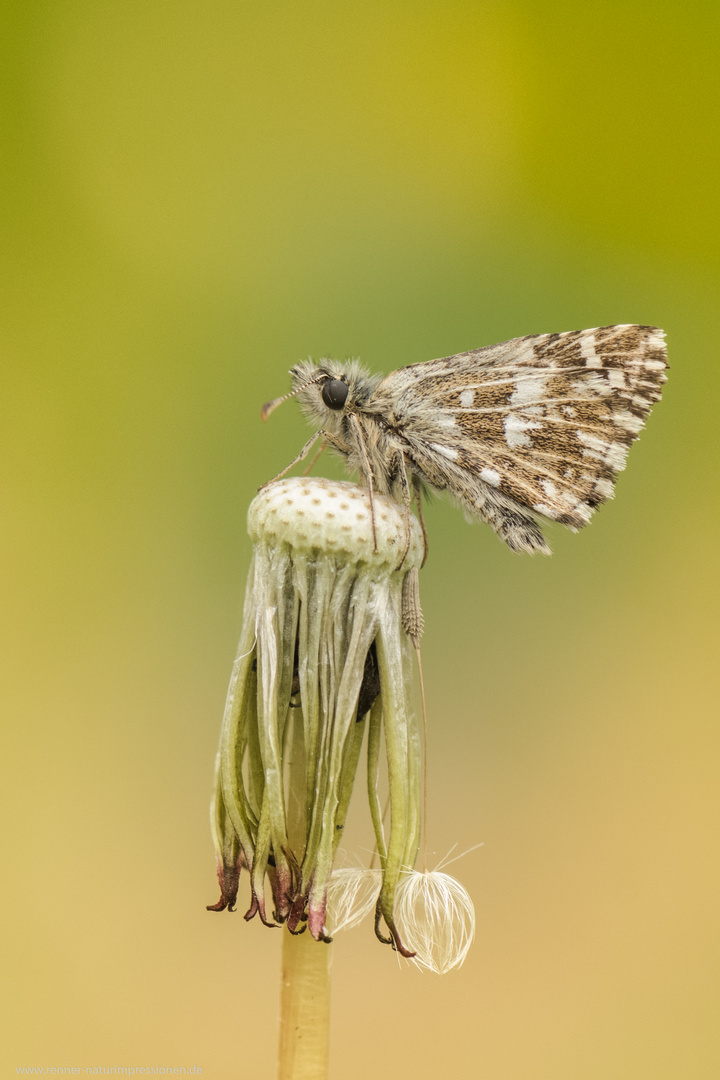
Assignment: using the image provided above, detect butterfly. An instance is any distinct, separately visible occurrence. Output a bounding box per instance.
[261,325,668,561]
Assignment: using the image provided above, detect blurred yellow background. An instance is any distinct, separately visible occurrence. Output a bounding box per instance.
[2,2,719,1077]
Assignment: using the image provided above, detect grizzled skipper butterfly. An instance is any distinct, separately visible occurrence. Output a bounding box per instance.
[261,325,667,563]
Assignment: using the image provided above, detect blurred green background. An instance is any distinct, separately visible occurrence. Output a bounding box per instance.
[2,1,719,1077]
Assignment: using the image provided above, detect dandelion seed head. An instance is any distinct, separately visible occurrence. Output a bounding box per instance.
[249,478,424,569]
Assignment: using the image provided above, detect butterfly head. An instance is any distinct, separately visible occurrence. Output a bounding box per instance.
[261,358,378,429]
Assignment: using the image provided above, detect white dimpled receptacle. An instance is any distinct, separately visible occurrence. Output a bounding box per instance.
[248,478,423,570]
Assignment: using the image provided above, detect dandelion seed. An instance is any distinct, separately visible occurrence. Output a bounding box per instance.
[394,870,476,974]
[326,868,382,933]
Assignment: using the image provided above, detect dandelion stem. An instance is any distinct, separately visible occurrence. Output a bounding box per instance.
[413,640,429,873]
[278,928,331,1080]
[278,707,331,1079]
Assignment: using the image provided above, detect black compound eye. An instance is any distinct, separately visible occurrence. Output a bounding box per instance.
[321,378,349,410]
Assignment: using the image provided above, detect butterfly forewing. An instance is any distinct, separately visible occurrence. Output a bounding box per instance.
[379,325,667,532]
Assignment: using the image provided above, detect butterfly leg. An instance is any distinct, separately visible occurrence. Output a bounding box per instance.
[348,412,378,551]
[395,450,413,571]
[259,430,325,488]
[301,436,327,477]
[412,475,429,568]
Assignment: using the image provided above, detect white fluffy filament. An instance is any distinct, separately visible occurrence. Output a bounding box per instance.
[394,870,475,974]
[326,868,382,934]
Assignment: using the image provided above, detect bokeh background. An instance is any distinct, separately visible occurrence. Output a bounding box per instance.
[3,2,719,1077]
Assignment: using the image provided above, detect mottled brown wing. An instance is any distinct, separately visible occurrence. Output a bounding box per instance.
[379,324,667,531]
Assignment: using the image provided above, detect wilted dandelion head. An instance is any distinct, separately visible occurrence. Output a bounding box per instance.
[208,478,429,955]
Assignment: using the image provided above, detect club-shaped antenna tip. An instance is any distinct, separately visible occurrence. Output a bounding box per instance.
[260,398,280,422]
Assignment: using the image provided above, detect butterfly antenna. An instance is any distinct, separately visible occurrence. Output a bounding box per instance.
[260,375,324,421]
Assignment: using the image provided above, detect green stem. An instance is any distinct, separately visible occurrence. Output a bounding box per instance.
[278,924,331,1079]
[278,709,331,1079]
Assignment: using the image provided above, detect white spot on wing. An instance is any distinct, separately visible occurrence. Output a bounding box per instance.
[577,431,609,459]
[573,374,611,397]
[606,442,629,470]
[510,375,547,407]
[459,389,475,407]
[480,468,500,487]
[580,334,602,368]
[558,490,580,510]
[504,413,540,449]
[614,409,644,434]
[430,443,459,461]
[540,480,582,512]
